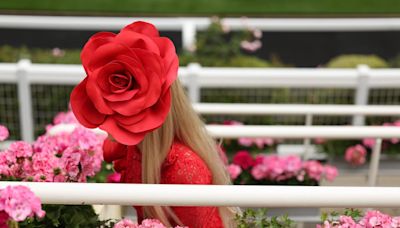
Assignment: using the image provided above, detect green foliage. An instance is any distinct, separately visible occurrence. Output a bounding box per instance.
[179,17,271,67]
[326,54,389,68]
[87,162,114,183]
[0,45,81,64]
[320,208,363,225]
[235,208,295,228]
[19,205,113,228]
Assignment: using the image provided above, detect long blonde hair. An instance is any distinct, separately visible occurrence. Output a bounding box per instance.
[138,79,237,227]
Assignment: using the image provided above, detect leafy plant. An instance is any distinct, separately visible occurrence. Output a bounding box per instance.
[326,54,389,68]
[179,17,270,67]
[19,205,113,228]
[235,208,295,228]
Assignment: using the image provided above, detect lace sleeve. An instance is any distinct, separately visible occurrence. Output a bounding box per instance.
[161,143,224,228]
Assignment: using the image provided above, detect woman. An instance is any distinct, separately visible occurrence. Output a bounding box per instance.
[70,21,236,227]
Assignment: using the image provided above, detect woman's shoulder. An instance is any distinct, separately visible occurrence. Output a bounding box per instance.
[161,141,213,184]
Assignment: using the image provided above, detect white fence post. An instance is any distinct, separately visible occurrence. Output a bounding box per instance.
[17,59,34,142]
[182,21,197,51]
[368,138,382,186]
[187,63,201,102]
[353,64,370,126]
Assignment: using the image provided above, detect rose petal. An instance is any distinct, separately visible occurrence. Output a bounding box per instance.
[88,42,134,72]
[115,31,160,56]
[70,78,106,128]
[81,32,115,73]
[121,21,160,37]
[120,90,171,133]
[87,72,115,115]
[100,118,147,145]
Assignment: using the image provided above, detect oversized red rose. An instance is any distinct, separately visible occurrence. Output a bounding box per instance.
[70,21,179,145]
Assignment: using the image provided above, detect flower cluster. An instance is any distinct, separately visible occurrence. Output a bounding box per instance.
[0,118,105,182]
[0,185,45,227]
[113,218,187,228]
[228,151,338,185]
[345,144,367,166]
[319,210,400,228]
[239,18,263,52]
[223,120,275,150]
[344,120,400,167]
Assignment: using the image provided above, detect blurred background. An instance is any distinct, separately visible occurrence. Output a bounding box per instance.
[1,1,400,227]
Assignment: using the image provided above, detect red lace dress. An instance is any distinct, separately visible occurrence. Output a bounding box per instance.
[103,139,224,228]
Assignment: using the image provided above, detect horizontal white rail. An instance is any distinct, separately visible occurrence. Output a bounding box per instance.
[194,103,400,116]
[207,126,400,139]
[49,124,400,139]
[0,182,399,208]
[2,15,400,32]
[1,62,400,88]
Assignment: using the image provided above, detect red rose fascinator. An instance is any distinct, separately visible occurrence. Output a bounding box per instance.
[70,21,179,145]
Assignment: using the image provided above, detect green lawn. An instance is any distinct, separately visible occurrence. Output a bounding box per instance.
[0,0,400,16]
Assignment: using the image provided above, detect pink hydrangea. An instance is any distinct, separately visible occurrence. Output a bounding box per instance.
[362,138,376,149]
[392,216,400,227]
[113,218,138,228]
[303,160,324,181]
[0,125,9,141]
[140,219,167,228]
[8,141,33,158]
[53,111,78,125]
[232,150,254,170]
[345,144,367,166]
[0,185,45,222]
[359,210,392,228]
[251,164,266,180]
[323,165,339,182]
[227,164,242,180]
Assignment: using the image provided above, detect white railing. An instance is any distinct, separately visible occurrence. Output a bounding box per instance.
[2,60,400,142]
[2,15,400,49]
[0,181,400,208]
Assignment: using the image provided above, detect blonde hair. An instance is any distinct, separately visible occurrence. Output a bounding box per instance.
[138,79,237,227]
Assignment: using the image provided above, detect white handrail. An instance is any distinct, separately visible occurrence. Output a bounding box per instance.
[1,62,400,88]
[207,125,400,139]
[2,15,400,31]
[193,103,400,116]
[0,181,399,208]
[49,124,400,139]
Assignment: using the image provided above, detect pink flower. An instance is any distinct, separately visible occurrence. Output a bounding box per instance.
[339,215,356,225]
[0,211,9,227]
[359,210,392,228]
[314,138,326,145]
[238,137,253,147]
[0,125,9,141]
[53,111,78,125]
[140,219,167,228]
[107,172,121,183]
[345,145,367,166]
[323,165,338,182]
[232,150,254,169]
[284,155,302,174]
[227,164,242,180]
[0,185,45,222]
[362,138,376,149]
[240,40,262,52]
[303,160,324,181]
[8,141,32,158]
[251,164,266,180]
[113,218,138,228]
[392,216,400,227]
